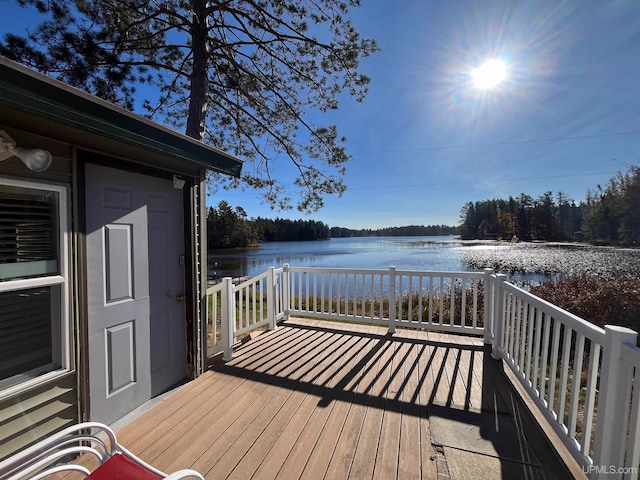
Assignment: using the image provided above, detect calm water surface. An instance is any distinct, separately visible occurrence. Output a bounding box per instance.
[208,235,640,284]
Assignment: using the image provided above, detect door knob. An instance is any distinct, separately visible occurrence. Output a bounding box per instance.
[176,293,187,302]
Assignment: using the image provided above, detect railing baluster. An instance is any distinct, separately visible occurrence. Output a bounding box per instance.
[369,273,374,318]
[518,300,529,374]
[428,275,434,324]
[449,277,455,326]
[461,278,467,327]
[360,273,365,318]
[407,274,413,322]
[221,277,235,361]
[388,266,396,333]
[353,273,357,317]
[483,269,495,343]
[505,293,514,357]
[472,278,478,329]
[328,272,332,315]
[625,360,640,473]
[568,333,585,439]
[547,318,561,414]
[438,275,444,325]
[581,340,600,455]
[251,284,256,326]
[321,273,325,314]
[238,285,244,329]
[539,312,552,403]
[418,275,423,325]
[557,326,573,426]
[305,272,310,312]
[514,296,523,363]
[337,273,341,315]
[532,308,543,394]
[525,304,535,384]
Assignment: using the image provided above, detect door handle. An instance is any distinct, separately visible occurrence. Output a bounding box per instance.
[176,293,187,302]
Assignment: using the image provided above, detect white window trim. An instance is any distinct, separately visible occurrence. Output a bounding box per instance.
[0,176,70,401]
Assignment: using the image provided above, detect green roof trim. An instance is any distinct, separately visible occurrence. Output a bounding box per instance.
[0,58,243,177]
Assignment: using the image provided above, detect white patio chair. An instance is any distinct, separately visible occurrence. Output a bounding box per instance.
[0,422,204,480]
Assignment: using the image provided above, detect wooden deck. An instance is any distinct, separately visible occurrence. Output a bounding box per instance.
[109,318,572,480]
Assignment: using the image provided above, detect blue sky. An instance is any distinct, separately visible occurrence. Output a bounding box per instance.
[2,1,639,229]
[222,0,640,228]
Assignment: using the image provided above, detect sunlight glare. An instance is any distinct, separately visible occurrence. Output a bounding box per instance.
[471,59,507,89]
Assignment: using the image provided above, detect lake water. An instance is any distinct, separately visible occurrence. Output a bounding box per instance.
[208,235,640,284]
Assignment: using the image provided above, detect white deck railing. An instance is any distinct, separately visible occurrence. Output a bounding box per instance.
[286,266,484,335]
[205,264,640,479]
[205,267,286,359]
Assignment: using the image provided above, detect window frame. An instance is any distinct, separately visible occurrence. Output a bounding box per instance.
[0,176,70,399]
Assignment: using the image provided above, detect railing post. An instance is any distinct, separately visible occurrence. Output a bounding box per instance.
[483,268,495,345]
[267,267,277,330]
[221,277,235,361]
[491,274,507,360]
[283,263,290,321]
[591,325,638,478]
[203,285,211,360]
[388,266,396,334]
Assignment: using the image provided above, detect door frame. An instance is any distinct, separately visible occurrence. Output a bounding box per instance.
[75,150,199,422]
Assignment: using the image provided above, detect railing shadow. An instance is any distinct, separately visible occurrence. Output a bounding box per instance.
[212,320,482,418]
[209,319,575,479]
[476,345,576,479]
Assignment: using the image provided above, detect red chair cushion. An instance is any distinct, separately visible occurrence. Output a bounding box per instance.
[87,453,163,480]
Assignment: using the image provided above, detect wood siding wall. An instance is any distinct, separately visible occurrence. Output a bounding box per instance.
[0,372,78,461]
[0,145,77,461]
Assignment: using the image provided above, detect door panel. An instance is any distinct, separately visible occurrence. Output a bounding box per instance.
[104,224,134,302]
[86,164,185,424]
[105,321,136,395]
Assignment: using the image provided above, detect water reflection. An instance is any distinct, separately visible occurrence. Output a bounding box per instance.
[207,236,640,285]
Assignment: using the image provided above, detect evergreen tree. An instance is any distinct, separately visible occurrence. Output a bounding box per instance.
[2,0,378,212]
[456,165,639,246]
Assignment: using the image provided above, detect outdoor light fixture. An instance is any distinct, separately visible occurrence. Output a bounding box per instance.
[0,130,52,172]
[173,174,186,189]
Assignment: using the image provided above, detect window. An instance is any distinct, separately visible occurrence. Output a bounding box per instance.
[0,178,69,395]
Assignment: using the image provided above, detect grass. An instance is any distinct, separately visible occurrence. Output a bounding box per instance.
[206,292,270,349]
[289,283,484,327]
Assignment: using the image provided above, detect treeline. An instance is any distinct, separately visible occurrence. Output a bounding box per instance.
[331,224,459,237]
[207,201,258,248]
[459,165,640,245]
[207,201,330,249]
[252,217,330,242]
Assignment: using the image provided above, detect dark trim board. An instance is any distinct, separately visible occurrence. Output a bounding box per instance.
[0,57,242,177]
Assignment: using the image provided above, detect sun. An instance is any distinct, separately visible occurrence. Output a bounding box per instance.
[471,59,507,89]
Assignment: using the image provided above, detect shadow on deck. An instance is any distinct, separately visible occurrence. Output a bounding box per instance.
[112,318,583,480]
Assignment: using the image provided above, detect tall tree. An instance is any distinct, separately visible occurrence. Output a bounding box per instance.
[1,0,377,212]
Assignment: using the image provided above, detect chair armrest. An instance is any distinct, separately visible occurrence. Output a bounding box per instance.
[164,470,206,480]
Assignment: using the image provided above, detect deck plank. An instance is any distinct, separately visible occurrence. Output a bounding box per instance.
[372,334,403,480]
[298,330,375,480]
[102,319,568,480]
[347,330,395,480]
[323,326,379,480]
[397,328,422,480]
[232,327,376,479]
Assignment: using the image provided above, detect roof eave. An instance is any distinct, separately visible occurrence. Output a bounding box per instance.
[0,57,243,177]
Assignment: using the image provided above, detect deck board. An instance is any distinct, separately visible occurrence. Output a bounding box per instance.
[103,318,552,480]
